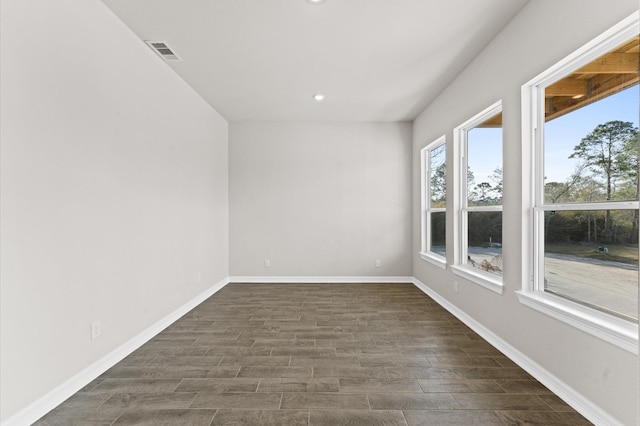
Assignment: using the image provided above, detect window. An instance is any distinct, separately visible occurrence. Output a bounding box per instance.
[420,136,447,268]
[520,13,639,353]
[452,101,503,294]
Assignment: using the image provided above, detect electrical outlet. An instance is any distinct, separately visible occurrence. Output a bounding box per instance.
[91,320,101,340]
[375,259,382,268]
[454,281,459,293]
[264,259,271,268]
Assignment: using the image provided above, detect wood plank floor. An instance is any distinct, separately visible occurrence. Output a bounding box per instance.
[34,283,592,425]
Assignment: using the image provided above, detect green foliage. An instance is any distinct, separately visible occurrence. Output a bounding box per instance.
[468,211,502,247]
[545,242,638,266]
[545,211,599,243]
[430,212,446,247]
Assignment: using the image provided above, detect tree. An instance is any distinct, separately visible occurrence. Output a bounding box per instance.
[570,120,638,242]
[430,162,446,207]
[544,162,588,204]
[472,182,492,203]
[489,167,503,199]
[616,130,640,242]
[429,145,446,208]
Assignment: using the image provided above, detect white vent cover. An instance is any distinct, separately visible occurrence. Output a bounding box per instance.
[145,41,182,61]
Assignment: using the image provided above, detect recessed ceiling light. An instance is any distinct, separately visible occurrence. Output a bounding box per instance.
[308,0,325,3]
[313,93,326,102]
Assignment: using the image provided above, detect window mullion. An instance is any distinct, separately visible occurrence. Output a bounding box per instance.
[541,201,639,211]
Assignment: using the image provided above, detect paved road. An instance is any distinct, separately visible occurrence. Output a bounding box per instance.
[442,246,637,320]
[544,253,638,320]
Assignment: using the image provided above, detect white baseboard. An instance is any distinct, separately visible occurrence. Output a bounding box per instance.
[1,278,230,426]
[411,277,624,426]
[228,275,413,283]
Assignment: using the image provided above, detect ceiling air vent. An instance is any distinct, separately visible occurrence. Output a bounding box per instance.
[145,41,182,61]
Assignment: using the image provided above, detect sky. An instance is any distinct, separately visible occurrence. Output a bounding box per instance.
[468,127,502,187]
[466,84,639,187]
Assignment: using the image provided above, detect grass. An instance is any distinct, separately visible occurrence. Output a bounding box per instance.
[545,242,639,266]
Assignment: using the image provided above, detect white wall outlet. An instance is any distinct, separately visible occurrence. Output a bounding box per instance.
[264,259,271,268]
[454,281,459,293]
[90,320,101,340]
[375,259,382,268]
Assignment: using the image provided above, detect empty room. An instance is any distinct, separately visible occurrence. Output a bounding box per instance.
[1,0,638,425]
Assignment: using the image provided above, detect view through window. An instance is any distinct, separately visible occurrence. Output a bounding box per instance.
[421,136,446,263]
[429,143,446,257]
[541,36,639,321]
[466,113,503,277]
[453,101,503,289]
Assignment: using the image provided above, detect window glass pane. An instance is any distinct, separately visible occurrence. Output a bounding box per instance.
[430,211,446,256]
[429,145,446,207]
[467,121,502,207]
[544,210,639,320]
[543,36,639,205]
[466,211,502,276]
[422,137,447,262]
[544,86,640,204]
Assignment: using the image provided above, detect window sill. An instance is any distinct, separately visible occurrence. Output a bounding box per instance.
[419,251,447,269]
[516,290,638,354]
[451,265,503,295]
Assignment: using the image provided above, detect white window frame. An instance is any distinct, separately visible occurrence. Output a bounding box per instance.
[420,135,447,269]
[452,101,504,294]
[519,11,639,354]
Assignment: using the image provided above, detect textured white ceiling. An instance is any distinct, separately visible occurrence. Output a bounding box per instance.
[101,0,529,122]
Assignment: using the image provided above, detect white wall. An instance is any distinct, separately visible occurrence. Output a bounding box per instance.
[0,0,229,420]
[412,1,639,424]
[230,122,412,278]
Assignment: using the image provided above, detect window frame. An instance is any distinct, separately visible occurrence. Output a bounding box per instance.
[420,135,447,269]
[452,100,504,294]
[519,11,639,354]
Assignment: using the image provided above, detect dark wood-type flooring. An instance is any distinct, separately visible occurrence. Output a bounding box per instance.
[35,283,592,425]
